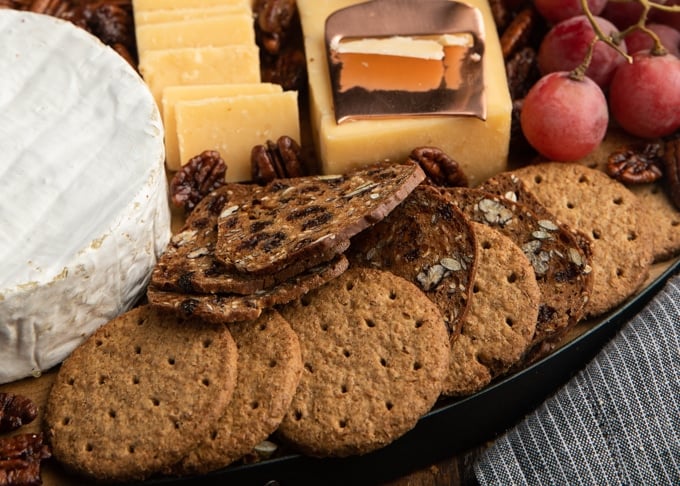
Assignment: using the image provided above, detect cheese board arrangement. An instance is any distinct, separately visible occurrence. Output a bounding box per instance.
[1,0,679,485]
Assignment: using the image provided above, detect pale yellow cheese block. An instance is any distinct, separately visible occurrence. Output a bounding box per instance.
[135,14,255,55]
[297,0,512,186]
[175,91,300,182]
[139,45,261,109]
[162,83,283,171]
[134,5,251,25]
[132,0,249,11]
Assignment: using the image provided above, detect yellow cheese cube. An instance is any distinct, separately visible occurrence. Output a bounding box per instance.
[139,45,261,109]
[134,6,251,25]
[297,0,512,186]
[162,83,283,171]
[135,15,255,55]
[132,0,249,11]
[175,91,300,182]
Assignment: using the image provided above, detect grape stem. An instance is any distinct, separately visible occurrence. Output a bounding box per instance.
[579,0,631,63]
[578,0,680,66]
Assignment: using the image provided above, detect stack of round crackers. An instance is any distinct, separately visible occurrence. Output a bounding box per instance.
[42,158,676,481]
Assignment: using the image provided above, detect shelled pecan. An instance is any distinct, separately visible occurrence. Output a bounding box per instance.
[406,147,468,188]
[500,7,538,60]
[488,0,510,33]
[260,45,307,92]
[170,151,227,212]
[251,135,308,184]
[0,394,37,435]
[253,0,297,56]
[0,433,51,486]
[606,142,664,184]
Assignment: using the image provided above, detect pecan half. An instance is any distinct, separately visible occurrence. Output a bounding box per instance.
[606,142,664,184]
[0,393,37,434]
[663,137,680,210]
[0,434,51,486]
[170,150,227,212]
[253,0,297,55]
[251,136,308,184]
[489,0,509,33]
[407,147,468,187]
[500,7,538,60]
[260,45,307,92]
[85,3,134,49]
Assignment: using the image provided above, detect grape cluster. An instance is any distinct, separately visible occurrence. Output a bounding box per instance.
[520,0,680,161]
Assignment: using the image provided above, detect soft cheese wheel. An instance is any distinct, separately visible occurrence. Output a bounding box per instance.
[0,11,170,384]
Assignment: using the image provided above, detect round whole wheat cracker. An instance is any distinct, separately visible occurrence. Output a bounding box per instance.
[348,185,477,337]
[174,310,302,475]
[152,185,350,295]
[573,126,680,263]
[214,162,425,275]
[442,187,591,348]
[277,266,450,457]
[443,222,540,397]
[485,163,653,317]
[147,255,349,324]
[629,183,680,263]
[43,305,238,482]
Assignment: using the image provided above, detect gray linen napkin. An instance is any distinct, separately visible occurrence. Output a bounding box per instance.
[475,271,680,485]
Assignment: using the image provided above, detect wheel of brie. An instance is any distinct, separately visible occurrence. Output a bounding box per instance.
[0,11,170,384]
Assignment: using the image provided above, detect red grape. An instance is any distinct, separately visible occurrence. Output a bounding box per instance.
[520,72,609,161]
[625,23,680,57]
[538,15,627,88]
[534,0,607,24]
[650,0,680,31]
[609,51,680,138]
[601,1,645,29]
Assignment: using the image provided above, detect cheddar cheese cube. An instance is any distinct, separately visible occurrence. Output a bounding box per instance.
[138,45,261,109]
[162,83,283,170]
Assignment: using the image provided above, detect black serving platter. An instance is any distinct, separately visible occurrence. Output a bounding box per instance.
[143,257,680,486]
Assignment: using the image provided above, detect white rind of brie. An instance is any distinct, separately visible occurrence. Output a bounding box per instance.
[0,10,171,384]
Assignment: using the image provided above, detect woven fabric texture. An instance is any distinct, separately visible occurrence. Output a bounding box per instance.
[475,272,680,485]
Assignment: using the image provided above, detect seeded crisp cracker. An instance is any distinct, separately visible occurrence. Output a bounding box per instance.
[442,186,591,352]
[214,162,425,275]
[485,163,653,317]
[152,185,350,295]
[348,185,477,338]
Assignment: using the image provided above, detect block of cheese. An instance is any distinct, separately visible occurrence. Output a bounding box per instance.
[176,91,300,182]
[162,83,283,170]
[134,5,251,25]
[0,10,170,384]
[135,14,255,55]
[297,0,512,186]
[132,0,249,11]
[139,45,261,109]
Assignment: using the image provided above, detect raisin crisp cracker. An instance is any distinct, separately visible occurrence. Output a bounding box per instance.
[214,162,425,275]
